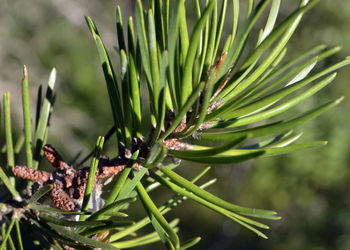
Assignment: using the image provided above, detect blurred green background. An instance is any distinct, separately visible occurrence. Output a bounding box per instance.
[1,1,349,249]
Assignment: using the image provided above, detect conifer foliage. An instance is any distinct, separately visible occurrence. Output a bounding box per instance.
[0,0,348,249]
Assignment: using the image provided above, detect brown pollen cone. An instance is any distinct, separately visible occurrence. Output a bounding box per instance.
[43,144,69,171]
[12,166,51,182]
[97,165,126,179]
[51,182,75,211]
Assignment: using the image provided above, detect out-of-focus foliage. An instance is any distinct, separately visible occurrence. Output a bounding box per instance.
[1,0,349,249]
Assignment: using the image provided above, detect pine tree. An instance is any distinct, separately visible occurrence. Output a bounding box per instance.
[0,0,348,249]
